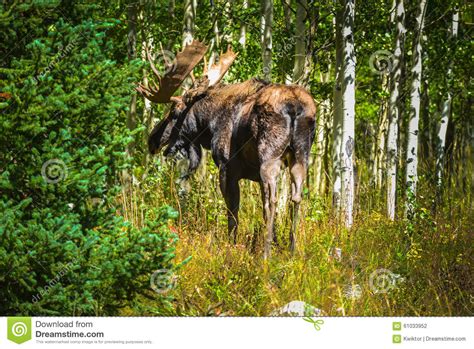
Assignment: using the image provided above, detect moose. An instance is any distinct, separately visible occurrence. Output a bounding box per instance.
[137,41,316,259]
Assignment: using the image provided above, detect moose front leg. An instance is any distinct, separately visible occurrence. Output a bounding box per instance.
[219,170,240,243]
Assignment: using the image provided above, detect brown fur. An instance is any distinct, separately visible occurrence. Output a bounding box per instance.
[149,79,316,259]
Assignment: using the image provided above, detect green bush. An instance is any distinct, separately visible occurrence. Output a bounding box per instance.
[0,4,178,316]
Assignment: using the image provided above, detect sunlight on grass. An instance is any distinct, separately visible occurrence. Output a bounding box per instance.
[118,157,473,316]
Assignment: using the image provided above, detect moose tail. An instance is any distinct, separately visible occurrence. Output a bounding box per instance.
[282,101,316,164]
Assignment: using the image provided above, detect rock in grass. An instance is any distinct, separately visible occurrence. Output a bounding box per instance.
[270,301,322,316]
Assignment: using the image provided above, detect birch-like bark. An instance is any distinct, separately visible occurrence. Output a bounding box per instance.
[283,0,292,31]
[183,0,195,46]
[261,0,273,80]
[332,2,343,211]
[293,0,307,83]
[179,0,197,198]
[340,0,356,228]
[386,0,405,220]
[141,33,154,167]
[436,9,459,192]
[322,100,333,196]
[315,71,331,195]
[239,0,249,48]
[374,75,389,189]
[405,0,427,216]
[282,0,292,86]
[209,0,221,68]
[224,0,233,42]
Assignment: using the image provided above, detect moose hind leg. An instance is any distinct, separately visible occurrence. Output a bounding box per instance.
[260,159,282,260]
[290,162,306,204]
[289,161,306,253]
[219,170,240,243]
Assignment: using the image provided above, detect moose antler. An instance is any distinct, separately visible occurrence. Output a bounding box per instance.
[206,46,238,86]
[137,40,208,103]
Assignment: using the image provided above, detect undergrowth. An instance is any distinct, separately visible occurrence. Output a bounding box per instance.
[118,155,473,316]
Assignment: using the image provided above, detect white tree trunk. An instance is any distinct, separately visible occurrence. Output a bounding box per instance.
[293,0,307,83]
[374,75,389,190]
[315,77,330,195]
[340,0,356,228]
[209,0,221,68]
[179,0,197,197]
[405,0,427,216]
[283,0,292,31]
[261,0,273,80]
[182,0,195,46]
[436,9,459,190]
[386,0,405,220]
[321,99,333,195]
[182,0,196,92]
[239,0,249,48]
[332,3,343,211]
[141,35,154,167]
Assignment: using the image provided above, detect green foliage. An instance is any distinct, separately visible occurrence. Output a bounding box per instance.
[0,2,178,315]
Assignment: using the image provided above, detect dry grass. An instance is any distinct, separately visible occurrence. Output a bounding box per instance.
[117,157,474,316]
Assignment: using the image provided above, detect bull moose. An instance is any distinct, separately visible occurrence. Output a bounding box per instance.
[137,41,316,259]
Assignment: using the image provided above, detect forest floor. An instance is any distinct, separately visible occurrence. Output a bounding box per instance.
[169,200,472,316]
[122,161,473,316]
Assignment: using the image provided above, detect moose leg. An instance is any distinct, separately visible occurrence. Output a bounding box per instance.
[289,161,306,253]
[260,159,282,260]
[219,170,240,243]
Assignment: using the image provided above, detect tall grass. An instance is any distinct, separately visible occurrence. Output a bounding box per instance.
[117,153,473,316]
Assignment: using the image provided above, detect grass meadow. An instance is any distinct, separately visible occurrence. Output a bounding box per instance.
[117,154,473,316]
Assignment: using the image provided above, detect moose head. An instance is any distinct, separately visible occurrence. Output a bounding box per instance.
[137,41,237,158]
